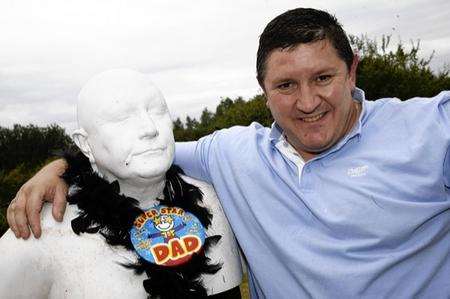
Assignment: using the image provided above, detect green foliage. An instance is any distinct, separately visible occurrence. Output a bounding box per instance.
[174,94,273,141]
[0,124,73,172]
[0,124,73,236]
[350,35,450,100]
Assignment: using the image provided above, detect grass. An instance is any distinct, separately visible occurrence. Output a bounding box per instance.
[239,274,250,299]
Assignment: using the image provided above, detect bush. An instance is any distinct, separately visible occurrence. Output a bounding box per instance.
[0,124,72,236]
[350,35,450,100]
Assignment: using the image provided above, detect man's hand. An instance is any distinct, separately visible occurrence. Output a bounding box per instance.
[7,159,68,239]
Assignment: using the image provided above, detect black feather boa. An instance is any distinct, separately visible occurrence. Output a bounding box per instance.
[61,149,222,298]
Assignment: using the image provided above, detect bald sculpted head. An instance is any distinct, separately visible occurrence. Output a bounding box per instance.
[73,69,175,182]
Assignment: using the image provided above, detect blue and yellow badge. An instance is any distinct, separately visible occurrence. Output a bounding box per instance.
[130,205,206,267]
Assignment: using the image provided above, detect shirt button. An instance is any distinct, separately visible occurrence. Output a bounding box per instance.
[305,168,311,173]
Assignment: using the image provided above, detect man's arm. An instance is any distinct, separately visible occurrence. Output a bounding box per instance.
[438,92,450,187]
[174,139,215,183]
[7,159,68,239]
[445,149,450,188]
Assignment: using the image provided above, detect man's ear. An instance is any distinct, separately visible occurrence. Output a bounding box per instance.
[349,54,359,89]
[72,128,95,164]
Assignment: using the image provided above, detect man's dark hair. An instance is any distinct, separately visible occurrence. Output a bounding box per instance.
[256,8,354,87]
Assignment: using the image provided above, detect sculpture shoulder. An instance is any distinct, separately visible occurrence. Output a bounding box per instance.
[0,212,56,298]
[180,175,244,293]
[0,229,45,261]
[40,202,79,234]
[0,203,71,260]
[39,204,104,255]
[0,204,80,262]
[181,175,217,197]
[181,175,222,213]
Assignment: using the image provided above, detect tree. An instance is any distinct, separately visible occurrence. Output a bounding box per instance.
[0,124,72,235]
[199,108,213,128]
[350,35,450,100]
[0,124,73,172]
[173,94,273,141]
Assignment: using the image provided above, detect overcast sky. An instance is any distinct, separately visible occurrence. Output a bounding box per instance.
[1,0,449,134]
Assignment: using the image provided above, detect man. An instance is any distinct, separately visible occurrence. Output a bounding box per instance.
[0,69,242,298]
[7,8,450,298]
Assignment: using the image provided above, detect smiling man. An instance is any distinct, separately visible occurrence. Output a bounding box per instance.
[7,8,450,298]
[262,39,360,161]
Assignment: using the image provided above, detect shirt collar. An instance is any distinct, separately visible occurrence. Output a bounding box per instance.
[269,122,284,142]
[349,87,367,138]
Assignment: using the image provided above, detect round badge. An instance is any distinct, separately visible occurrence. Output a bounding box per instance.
[130,205,206,267]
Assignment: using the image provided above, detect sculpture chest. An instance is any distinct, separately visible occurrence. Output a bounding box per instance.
[41,205,147,299]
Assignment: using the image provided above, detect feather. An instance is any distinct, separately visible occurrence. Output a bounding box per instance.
[59,149,222,297]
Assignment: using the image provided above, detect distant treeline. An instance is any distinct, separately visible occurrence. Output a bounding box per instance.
[1,35,450,235]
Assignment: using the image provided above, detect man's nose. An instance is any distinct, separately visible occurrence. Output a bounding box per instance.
[295,85,320,114]
[138,112,159,139]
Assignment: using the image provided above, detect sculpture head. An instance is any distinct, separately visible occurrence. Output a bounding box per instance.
[72,69,175,184]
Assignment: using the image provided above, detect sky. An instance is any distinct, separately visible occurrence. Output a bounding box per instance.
[1,0,449,134]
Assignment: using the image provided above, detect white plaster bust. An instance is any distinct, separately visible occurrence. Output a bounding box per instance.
[0,69,242,298]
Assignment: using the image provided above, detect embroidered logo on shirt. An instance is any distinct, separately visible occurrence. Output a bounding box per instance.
[347,165,369,177]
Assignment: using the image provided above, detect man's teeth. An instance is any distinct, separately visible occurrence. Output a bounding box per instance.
[301,113,325,123]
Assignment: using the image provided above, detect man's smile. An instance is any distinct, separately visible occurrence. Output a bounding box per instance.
[299,111,328,123]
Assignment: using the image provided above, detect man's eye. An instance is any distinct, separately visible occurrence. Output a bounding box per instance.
[277,82,294,90]
[316,75,332,83]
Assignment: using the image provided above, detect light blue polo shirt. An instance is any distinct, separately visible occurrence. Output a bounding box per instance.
[175,89,450,298]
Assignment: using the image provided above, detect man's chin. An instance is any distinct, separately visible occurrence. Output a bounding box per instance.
[297,140,335,156]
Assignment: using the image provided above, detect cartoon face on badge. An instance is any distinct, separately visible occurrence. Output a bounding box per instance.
[154,215,174,232]
[130,205,206,267]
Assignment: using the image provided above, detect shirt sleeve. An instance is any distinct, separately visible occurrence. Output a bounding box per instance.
[438,91,450,187]
[174,133,218,184]
[445,149,450,188]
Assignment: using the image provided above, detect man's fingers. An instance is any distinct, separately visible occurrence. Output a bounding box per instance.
[52,183,68,222]
[26,191,44,239]
[6,199,20,238]
[13,191,31,239]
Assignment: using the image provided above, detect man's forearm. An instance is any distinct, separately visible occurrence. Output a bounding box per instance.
[174,141,211,183]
